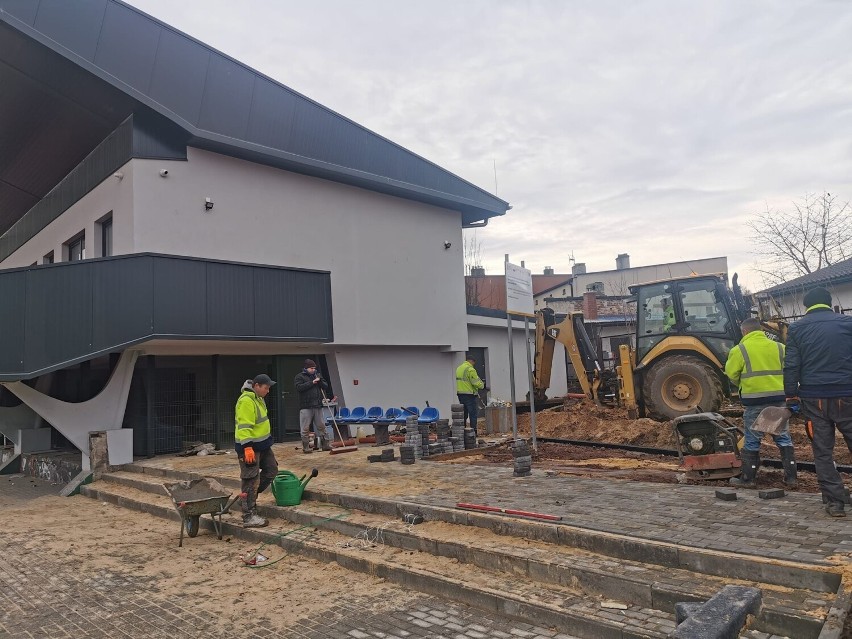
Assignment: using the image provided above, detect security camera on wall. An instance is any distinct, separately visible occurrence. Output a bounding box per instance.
[159,169,169,177]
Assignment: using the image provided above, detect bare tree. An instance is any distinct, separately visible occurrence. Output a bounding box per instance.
[463,231,488,307]
[749,192,852,288]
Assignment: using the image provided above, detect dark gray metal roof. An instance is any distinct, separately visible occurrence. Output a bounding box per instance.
[0,0,508,234]
[758,257,852,296]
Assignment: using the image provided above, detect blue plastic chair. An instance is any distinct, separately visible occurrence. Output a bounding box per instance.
[327,406,350,426]
[363,406,383,422]
[395,406,419,423]
[380,408,402,424]
[418,407,439,424]
[344,406,366,423]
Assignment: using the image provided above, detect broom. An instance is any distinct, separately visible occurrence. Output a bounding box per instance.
[321,389,358,455]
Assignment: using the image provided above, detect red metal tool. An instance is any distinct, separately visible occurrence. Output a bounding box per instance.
[456,502,563,521]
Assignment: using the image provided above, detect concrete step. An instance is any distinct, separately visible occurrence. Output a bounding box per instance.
[121,462,841,593]
[81,477,680,639]
[101,469,827,638]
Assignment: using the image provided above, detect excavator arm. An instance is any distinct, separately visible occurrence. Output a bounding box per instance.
[533,308,605,404]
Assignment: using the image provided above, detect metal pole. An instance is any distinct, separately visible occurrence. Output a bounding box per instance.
[505,254,518,439]
[524,317,537,451]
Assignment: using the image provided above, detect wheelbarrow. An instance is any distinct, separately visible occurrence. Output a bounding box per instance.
[164,477,242,547]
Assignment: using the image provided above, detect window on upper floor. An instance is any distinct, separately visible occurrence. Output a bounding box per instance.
[43,251,54,264]
[100,215,113,257]
[65,233,85,262]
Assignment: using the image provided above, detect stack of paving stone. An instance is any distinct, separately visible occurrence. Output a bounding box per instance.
[428,442,443,456]
[399,445,415,465]
[403,418,423,460]
[463,428,476,450]
[449,437,463,452]
[451,403,465,441]
[419,422,430,458]
[512,439,532,477]
[436,419,451,442]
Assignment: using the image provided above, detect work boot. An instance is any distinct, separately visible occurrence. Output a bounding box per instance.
[729,450,759,488]
[826,502,847,518]
[320,437,332,452]
[242,513,268,528]
[779,446,798,488]
[301,436,313,454]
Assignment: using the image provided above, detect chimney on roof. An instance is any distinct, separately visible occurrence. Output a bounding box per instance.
[616,253,630,270]
[583,292,598,320]
[470,266,485,277]
[543,266,554,275]
[572,262,587,275]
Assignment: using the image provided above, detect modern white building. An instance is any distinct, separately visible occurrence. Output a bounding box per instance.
[0,1,509,469]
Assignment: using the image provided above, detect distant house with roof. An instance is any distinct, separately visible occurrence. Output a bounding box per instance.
[756,257,852,319]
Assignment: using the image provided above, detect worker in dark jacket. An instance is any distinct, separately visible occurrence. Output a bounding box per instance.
[784,287,852,517]
[294,359,332,454]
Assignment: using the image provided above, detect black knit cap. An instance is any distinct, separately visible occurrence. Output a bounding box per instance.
[303,359,317,368]
[803,287,832,308]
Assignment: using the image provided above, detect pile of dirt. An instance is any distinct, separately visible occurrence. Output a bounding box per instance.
[515,399,852,464]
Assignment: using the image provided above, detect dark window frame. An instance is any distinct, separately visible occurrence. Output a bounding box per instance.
[65,232,85,262]
[100,215,113,257]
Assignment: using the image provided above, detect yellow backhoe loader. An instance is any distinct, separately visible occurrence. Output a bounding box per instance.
[533,273,787,421]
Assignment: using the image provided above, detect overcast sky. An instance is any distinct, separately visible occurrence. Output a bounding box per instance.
[128,0,852,290]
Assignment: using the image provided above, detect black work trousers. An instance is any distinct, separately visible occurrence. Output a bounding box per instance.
[803,397,852,506]
[238,447,278,515]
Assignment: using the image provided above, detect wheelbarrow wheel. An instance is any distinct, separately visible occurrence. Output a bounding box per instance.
[186,515,200,538]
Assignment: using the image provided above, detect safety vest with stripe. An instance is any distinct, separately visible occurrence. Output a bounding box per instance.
[723,330,786,405]
[456,361,484,395]
[234,389,272,450]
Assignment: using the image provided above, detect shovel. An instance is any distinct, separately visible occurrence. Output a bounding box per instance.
[751,406,791,435]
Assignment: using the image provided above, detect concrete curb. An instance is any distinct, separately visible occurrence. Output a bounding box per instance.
[818,583,852,639]
[118,462,841,594]
[78,482,666,639]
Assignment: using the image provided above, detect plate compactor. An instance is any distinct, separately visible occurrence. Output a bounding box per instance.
[672,413,744,480]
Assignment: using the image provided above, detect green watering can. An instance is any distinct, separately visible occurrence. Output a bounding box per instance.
[271,468,318,506]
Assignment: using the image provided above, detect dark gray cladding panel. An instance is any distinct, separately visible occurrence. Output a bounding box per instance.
[31,0,107,62]
[92,255,154,351]
[152,257,208,336]
[197,53,255,139]
[0,270,25,374]
[95,1,162,93]
[24,262,95,374]
[0,254,333,381]
[148,28,210,124]
[205,262,256,337]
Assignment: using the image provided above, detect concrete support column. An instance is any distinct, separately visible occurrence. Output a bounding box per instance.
[0,350,139,469]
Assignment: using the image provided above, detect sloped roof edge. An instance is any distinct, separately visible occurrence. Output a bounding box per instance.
[0,1,509,220]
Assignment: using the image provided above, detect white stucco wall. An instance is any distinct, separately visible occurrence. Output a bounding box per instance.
[466,315,568,402]
[130,148,469,351]
[1,161,134,268]
[328,347,457,427]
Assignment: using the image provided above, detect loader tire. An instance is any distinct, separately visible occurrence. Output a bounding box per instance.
[642,355,723,421]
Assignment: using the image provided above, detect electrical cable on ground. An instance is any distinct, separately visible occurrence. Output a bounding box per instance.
[242,507,351,569]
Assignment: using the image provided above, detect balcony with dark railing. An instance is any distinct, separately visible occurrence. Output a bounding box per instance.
[0,254,333,381]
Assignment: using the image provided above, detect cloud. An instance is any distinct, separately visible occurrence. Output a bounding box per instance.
[128,0,852,290]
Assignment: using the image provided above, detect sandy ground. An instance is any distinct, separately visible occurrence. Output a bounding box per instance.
[515,399,852,464]
[0,486,402,631]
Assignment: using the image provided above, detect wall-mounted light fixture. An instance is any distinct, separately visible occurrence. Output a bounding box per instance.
[204,197,214,212]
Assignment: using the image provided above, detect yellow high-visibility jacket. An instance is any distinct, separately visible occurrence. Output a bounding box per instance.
[234,389,272,451]
[724,330,786,405]
[456,361,484,395]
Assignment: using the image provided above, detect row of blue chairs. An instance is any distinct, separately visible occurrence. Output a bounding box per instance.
[327,406,440,426]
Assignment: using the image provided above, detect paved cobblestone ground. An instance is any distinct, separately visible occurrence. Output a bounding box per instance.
[143,444,852,566]
[0,476,582,639]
